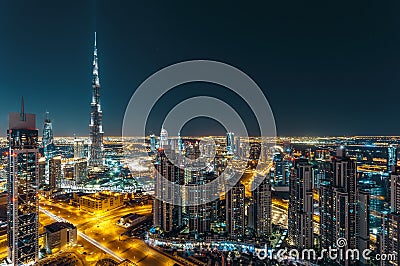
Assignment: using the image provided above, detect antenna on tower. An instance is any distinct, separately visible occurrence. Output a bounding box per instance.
[20,96,26,121]
[44,111,50,123]
[92,32,99,86]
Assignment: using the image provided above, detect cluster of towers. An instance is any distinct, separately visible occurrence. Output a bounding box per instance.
[288,146,400,265]
[152,129,272,242]
[288,147,369,265]
[5,33,104,266]
[4,29,400,266]
[152,137,399,265]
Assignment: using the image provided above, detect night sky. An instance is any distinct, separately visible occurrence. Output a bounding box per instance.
[0,1,400,137]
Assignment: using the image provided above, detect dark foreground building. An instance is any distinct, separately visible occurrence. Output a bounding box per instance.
[7,99,39,265]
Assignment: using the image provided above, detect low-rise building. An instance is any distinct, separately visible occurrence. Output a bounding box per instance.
[44,222,77,253]
[118,213,147,227]
[76,191,124,213]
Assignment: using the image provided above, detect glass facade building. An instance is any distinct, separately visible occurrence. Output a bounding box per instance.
[7,102,39,266]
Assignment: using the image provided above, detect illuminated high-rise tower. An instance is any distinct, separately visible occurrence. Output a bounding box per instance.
[153,148,183,232]
[381,168,400,266]
[149,134,157,153]
[226,132,234,155]
[251,176,272,240]
[89,32,104,167]
[73,138,85,159]
[320,147,369,266]
[387,144,397,172]
[226,181,245,239]
[7,98,39,265]
[159,127,168,148]
[177,132,184,154]
[42,111,54,159]
[42,112,55,184]
[288,159,314,249]
[49,156,62,190]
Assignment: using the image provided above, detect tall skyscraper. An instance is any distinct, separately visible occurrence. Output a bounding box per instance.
[320,147,369,266]
[42,111,54,159]
[388,145,398,173]
[185,167,220,236]
[73,138,85,159]
[89,32,104,167]
[159,127,168,148]
[38,157,46,187]
[177,132,184,155]
[272,160,290,186]
[153,147,183,232]
[357,190,370,259]
[226,132,234,155]
[234,136,240,157]
[49,156,62,190]
[391,169,400,214]
[42,112,55,186]
[288,159,314,249]
[382,214,400,266]
[7,99,39,265]
[381,167,400,266]
[226,181,245,239]
[312,160,330,190]
[149,134,157,153]
[251,176,272,240]
[74,158,87,185]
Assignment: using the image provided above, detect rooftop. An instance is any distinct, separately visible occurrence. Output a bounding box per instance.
[44,222,76,233]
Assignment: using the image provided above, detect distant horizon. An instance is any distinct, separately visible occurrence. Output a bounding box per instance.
[1,135,399,139]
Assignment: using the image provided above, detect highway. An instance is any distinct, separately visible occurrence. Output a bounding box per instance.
[40,207,124,262]
[40,199,182,266]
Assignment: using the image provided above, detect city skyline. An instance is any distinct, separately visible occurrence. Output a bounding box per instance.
[2,2,400,266]
[1,1,400,136]
[1,102,400,264]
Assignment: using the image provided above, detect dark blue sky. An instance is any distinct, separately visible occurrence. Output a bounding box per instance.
[1,1,400,137]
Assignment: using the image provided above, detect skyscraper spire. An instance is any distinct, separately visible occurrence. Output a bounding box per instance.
[89,32,104,167]
[20,96,26,121]
[44,111,50,123]
[92,32,99,88]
